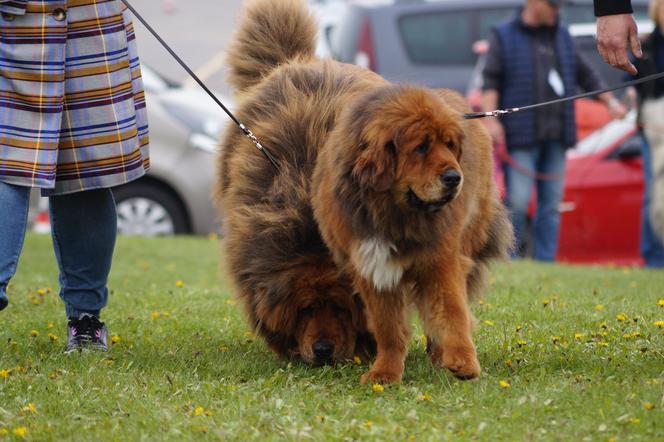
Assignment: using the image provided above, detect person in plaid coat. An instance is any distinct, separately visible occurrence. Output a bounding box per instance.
[0,0,150,352]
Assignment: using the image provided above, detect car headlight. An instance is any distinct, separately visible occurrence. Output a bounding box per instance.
[189,132,219,153]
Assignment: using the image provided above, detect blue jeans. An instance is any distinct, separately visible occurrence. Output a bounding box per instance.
[640,133,664,268]
[0,181,117,318]
[504,140,566,262]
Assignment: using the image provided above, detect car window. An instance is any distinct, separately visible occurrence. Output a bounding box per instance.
[477,8,514,40]
[399,11,473,65]
[561,4,649,24]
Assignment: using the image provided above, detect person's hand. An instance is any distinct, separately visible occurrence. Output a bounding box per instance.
[484,118,505,146]
[596,14,642,75]
[607,98,628,119]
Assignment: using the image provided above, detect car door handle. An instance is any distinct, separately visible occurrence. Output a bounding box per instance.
[559,201,576,213]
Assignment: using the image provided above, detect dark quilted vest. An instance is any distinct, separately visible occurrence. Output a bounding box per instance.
[495,16,577,150]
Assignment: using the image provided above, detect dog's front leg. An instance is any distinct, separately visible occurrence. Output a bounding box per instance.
[417,256,480,380]
[356,278,409,384]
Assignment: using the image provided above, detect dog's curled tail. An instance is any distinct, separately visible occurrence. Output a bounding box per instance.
[226,0,317,94]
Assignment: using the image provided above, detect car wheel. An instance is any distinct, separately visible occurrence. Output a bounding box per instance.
[112,182,189,235]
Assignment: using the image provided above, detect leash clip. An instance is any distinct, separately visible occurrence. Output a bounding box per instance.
[239,124,281,171]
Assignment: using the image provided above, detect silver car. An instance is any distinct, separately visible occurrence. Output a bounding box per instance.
[30,65,229,236]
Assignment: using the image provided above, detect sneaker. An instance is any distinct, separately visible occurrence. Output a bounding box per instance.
[65,313,108,353]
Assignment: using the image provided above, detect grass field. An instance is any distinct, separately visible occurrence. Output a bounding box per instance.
[0,234,663,441]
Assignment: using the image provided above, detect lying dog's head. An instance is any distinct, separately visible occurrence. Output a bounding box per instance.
[349,86,464,213]
[253,258,374,365]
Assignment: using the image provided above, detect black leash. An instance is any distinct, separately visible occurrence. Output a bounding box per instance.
[464,71,664,119]
[119,0,280,171]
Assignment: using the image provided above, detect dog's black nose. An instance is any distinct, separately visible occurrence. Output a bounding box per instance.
[313,340,334,361]
[440,170,461,189]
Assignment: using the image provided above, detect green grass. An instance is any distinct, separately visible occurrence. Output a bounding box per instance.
[0,234,663,441]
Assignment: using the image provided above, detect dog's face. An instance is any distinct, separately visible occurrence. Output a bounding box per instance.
[351,87,464,213]
[256,261,371,365]
[293,296,358,365]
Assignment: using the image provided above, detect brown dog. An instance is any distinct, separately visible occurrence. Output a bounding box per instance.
[220,0,512,380]
[217,0,375,365]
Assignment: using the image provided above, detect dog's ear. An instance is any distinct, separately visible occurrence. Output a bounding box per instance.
[352,138,396,192]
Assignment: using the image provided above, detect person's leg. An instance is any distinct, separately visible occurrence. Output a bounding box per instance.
[49,188,117,319]
[639,132,664,268]
[0,182,31,311]
[533,140,566,262]
[504,149,537,258]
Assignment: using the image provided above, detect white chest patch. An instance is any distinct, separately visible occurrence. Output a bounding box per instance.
[353,238,404,291]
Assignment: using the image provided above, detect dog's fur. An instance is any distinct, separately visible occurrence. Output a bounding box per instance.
[217,0,375,365]
[219,0,512,381]
[642,98,664,241]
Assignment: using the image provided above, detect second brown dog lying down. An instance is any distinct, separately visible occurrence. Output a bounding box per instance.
[220,0,513,381]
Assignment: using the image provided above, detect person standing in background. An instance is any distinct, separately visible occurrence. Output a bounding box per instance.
[594,0,643,74]
[482,0,627,261]
[0,0,150,351]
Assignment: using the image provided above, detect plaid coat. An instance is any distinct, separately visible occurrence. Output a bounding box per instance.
[0,0,149,195]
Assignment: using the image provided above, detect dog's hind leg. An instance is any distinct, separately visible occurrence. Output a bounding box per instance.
[356,279,410,384]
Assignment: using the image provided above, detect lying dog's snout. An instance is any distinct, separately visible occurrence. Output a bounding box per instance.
[440,170,462,189]
[313,340,334,362]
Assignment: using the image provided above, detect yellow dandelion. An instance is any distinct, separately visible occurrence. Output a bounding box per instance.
[111,335,121,344]
[505,359,513,367]
[20,403,37,415]
[629,417,640,425]
[30,330,39,338]
[655,321,664,328]
[13,427,27,438]
[193,406,204,416]
[47,333,58,342]
[372,383,384,393]
[598,342,609,347]
[354,356,362,365]
[103,358,114,366]
[574,333,585,340]
[162,311,171,318]
[0,428,8,436]
[419,334,427,345]
[616,313,627,322]
[363,421,373,428]
[244,331,255,338]
[551,336,561,344]
[483,320,494,326]
[515,325,523,332]
[658,299,664,307]
[0,369,10,379]
[599,321,608,329]
[595,304,605,311]
[219,346,229,352]
[30,297,43,305]
[37,288,46,296]
[417,393,432,401]
[499,380,510,389]
[47,322,54,329]
[175,280,185,288]
[542,299,551,307]
[204,410,213,417]
[151,311,161,320]
[517,340,527,347]
[207,233,219,241]
[644,402,655,411]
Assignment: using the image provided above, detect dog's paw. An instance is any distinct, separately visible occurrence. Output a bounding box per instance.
[439,345,481,380]
[360,369,402,384]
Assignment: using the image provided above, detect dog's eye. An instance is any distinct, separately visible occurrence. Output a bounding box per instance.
[301,307,314,316]
[416,142,429,155]
[447,141,455,151]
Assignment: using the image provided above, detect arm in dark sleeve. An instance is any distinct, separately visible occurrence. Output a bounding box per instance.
[594,0,633,16]
[482,31,503,92]
[576,49,608,92]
